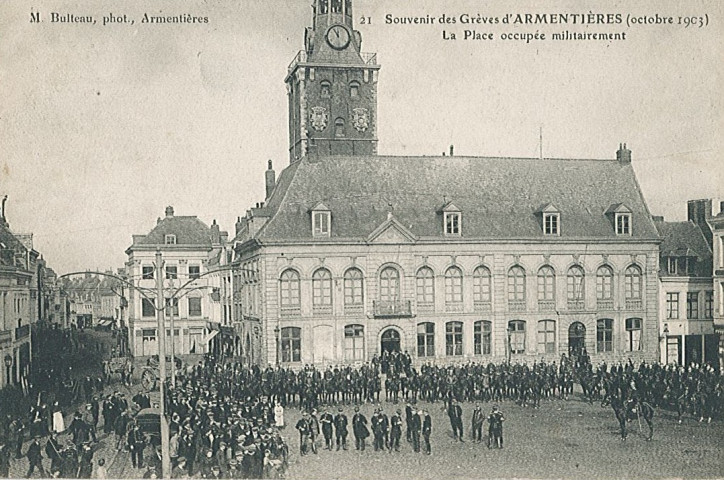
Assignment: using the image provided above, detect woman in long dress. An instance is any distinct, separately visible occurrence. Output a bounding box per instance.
[52,402,65,433]
[274,403,284,428]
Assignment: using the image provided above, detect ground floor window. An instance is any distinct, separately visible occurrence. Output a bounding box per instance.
[537,319,556,354]
[474,320,492,355]
[509,320,526,354]
[281,327,301,363]
[597,318,613,353]
[344,324,365,361]
[445,321,463,356]
[625,318,642,351]
[417,322,434,357]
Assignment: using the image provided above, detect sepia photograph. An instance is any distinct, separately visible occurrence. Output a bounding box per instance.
[0,0,722,478]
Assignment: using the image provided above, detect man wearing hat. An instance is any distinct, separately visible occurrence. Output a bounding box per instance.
[127,423,146,469]
[295,412,311,456]
[25,435,46,478]
[471,403,484,443]
[421,409,432,455]
[320,408,334,450]
[352,407,369,451]
[44,432,63,474]
[408,407,421,453]
[389,409,403,452]
[171,456,187,479]
[487,405,504,449]
[333,407,348,451]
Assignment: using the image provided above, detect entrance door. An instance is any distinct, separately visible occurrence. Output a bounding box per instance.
[380,328,401,354]
[568,322,586,357]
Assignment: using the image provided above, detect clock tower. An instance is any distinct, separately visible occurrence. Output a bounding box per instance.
[286,0,380,163]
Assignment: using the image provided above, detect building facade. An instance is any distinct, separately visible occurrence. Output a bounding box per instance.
[232,1,661,368]
[654,210,715,366]
[125,207,228,358]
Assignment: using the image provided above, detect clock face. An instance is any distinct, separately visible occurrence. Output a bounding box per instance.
[326,25,350,50]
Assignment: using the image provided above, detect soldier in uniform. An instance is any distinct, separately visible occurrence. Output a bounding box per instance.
[127,423,146,468]
[487,405,504,449]
[389,409,403,452]
[371,409,382,452]
[294,412,311,456]
[409,407,421,453]
[378,408,390,451]
[405,403,413,443]
[421,409,432,455]
[320,408,334,450]
[471,404,484,443]
[448,399,464,442]
[308,410,320,454]
[352,407,369,451]
[333,407,348,451]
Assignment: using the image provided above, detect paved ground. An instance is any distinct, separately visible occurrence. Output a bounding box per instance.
[284,395,724,480]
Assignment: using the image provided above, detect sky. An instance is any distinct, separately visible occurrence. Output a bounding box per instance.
[0,0,722,274]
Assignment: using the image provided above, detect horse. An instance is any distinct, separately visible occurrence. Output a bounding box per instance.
[604,395,654,441]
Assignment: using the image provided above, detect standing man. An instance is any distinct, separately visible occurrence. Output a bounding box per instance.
[127,423,146,469]
[352,407,369,451]
[421,409,432,455]
[0,440,11,478]
[404,403,413,443]
[320,408,334,450]
[487,405,505,449]
[471,404,484,443]
[371,409,382,452]
[448,399,464,442]
[308,410,320,454]
[409,407,421,453]
[333,407,348,451]
[44,432,63,474]
[295,412,311,456]
[379,408,390,451]
[389,409,403,452]
[25,435,46,478]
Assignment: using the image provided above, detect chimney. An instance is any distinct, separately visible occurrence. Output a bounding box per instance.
[235,216,244,236]
[210,219,220,244]
[165,206,174,217]
[265,160,276,200]
[616,143,631,164]
[651,215,664,222]
[687,199,713,247]
[449,145,454,156]
[0,195,7,226]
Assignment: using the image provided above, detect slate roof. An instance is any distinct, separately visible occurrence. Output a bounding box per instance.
[130,216,214,248]
[654,220,712,259]
[255,155,660,241]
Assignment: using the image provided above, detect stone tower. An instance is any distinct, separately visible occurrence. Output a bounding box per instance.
[286,0,380,163]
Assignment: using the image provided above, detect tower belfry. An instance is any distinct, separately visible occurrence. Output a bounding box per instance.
[286,0,380,163]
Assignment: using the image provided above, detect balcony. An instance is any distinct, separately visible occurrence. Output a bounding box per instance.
[417,302,435,314]
[445,303,464,314]
[373,300,412,318]
[597,299,614,310]
[344,304,364,316]
[312,305,333,316]
[567,300,585,311]
[15,324,30,340]
[288,50,379,73]
[473,301,492,313]
[625,299,643,310]
[538,300,556,312]
[508,300,527,312]
[279,305,301,317]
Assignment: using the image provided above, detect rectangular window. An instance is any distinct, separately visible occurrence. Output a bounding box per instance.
[666,292,679,319]
[142,328,156,339]
[509,321,526,354]
[626,318,642,351]
[616,213,631,235]
[344,325,365,361]
[417,323,435,357]
[537,320,556,354]
[704,291,713,319]
[141,298,155,317]
[667,257,678,275]
[686,292,699,319]
[474,321,491,355]
[281,327,301,363]
[445,212,461,235]
[164,234,177,245]
[188,265,201,280]
[313,211,330,236]
[445,322,463,356]
[165,266,178,280]
[188,297,202,317]
[597,319,613,353]
[142,266,154,280]
[543,213,559,235]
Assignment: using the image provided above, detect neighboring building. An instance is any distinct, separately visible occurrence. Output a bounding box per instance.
[125,206,228,358]
[231,1,661,368]
[654,212,715,366]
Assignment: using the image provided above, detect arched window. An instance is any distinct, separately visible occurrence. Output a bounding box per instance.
[537,266,555,309]
[625,265,642,307]
[281,327,301,362]
[446,321,463,356]
[320,80,331,98]
[416,267,435,307]
[626,318,642,351]
[349,81,360,98]
[473,266,491,310]
[344,324,365,361]
[567,266,585,309]
[474,320,492,355]
[537,319,556,354]
[445,266,463,306]
[279,269,300,314]
[335,117,345,137]
[597,318,613,353]
[417,322,435,357]
[507,266,526,310]
[508,320,526,354]
[312,268,332,309]
[596,265,614,306]
[343,268,363,308]
[379,267,400,303]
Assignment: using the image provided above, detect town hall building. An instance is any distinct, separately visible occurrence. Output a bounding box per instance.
[232,0,661,367]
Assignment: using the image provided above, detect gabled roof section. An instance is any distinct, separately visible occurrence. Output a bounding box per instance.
[654,220,712,260]
[367,215,417,244]
[128,213,214,252]
[439,201,461,213]
[536,203,560,214]
[311,202,331,212]
[254,155,660,241]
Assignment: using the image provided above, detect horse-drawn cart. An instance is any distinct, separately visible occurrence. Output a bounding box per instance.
[140,355,184,391]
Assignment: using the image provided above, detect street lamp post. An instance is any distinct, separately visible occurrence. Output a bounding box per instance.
[154,250,171,478]
[4,354,12,386]
[506,326,512,364]
[274,325,280,366]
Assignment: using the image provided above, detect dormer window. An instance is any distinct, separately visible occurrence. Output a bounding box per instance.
[445,212,460,235]
[164,234,177,245]
[616,213,631,235]
[667,257,678,275]
[544,213,560,236]
[311,202,331,237]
